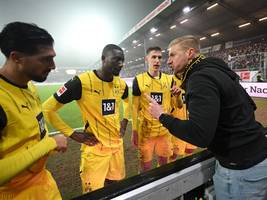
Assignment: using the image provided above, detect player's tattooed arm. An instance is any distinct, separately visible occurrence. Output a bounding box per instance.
[70,131,99,146]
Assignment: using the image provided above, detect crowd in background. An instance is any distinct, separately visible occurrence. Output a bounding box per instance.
[206,40,267,71]
[43,37,267,82]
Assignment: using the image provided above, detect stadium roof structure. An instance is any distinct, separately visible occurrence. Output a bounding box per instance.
[119,0,267,67]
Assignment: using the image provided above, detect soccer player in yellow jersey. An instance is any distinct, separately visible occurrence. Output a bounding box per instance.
[132,46,173,172]
[0,22,67,200]
[170,74,197,161]
[43,44,129,193]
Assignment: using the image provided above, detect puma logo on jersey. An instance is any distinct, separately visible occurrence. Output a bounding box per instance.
[21,104,30,110]
[93,89,101,94]
[145,84,150,88]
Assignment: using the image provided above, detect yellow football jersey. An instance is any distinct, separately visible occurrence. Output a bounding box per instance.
[0,75,58,190]
[43,70,129,148]
[78,71,128,148]
[171,75,187,120]
[0,77,49,159]
[132,72,173,137]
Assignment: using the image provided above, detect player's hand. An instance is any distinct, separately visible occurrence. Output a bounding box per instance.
[132,130,138,148]
[145,93,164,120]
[52,134,68,153]
[70,131,99,146]
[171,85,181,96]
[120,118,128,137]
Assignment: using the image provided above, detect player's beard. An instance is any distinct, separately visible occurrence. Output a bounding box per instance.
[111,67,121,76]
[27,70,50,82]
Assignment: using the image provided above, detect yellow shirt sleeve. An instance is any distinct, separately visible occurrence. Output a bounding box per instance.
[122,96,130,120]
[42,96,74,136]
[132,95,140,131]
[0,137,56,186]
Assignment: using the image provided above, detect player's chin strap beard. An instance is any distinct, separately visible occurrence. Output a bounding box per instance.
[180,54,205,89]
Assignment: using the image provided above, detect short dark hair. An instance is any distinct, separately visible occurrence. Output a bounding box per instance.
[146,46,162,55]
[101,44,123,60]
[0,21,54,57]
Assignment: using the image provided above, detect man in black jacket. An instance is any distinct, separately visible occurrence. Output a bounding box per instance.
[147,35,267,200]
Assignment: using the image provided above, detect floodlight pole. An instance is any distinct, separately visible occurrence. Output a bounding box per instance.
[143,37,148,71]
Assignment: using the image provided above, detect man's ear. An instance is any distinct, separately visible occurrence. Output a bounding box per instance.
[9,51,23,63]
[145,55,148,63]
[187,48,195,60]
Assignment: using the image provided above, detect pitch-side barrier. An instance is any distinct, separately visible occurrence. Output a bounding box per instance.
[73,150,215,200]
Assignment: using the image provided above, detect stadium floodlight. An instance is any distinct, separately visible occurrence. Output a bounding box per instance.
[183,6,191,13]
[207,3,218,10]
[200,37,206,40]
[150,27,158,33]
[149,37,153,40]
[180,19,188,24]
[238,22,251,28]
[259,17,267,21]
[132,40,138,44]
[125,50,129,53]
[211,32,220,37]
[170,25,176,29]
[155,33,161,37]
[137,43,142,47]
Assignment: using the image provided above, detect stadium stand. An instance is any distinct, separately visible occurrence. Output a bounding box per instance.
[120,36,267,79]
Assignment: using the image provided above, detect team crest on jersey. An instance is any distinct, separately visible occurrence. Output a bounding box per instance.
[162,82,168,89]
[56,86,67,97]
[113,84,121,95]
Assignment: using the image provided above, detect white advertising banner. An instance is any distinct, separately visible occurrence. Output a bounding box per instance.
[240,82,267,98]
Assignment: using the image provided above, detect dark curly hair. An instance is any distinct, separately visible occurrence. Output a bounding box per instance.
[0,21,54,57]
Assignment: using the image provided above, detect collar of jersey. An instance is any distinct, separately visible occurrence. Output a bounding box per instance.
[0,74,28,89]
[147,71,162,79]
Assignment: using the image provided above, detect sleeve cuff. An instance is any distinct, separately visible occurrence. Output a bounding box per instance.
[45,137,58,150]
[159,113,172,127]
